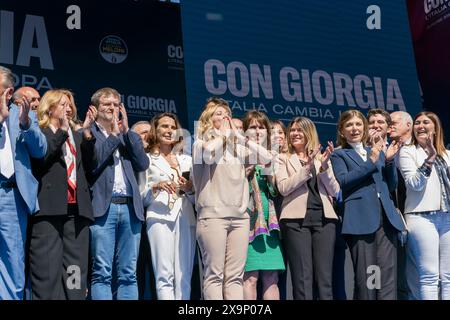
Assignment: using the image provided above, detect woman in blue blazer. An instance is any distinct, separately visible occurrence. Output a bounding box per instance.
[330,109,406,300]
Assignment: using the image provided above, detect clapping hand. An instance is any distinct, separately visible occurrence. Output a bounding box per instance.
[18,96,32,128]
[369,129,386,152]
[369,135,384,163]
[0,87,13,124]
[111,113,120,136]
[60,113,70,132]
[320,141,335,170]
[306,144,321,166]
[118,103,129,134]
[385,139,403,161]
[424,132,437,162]
[82,106,97,139]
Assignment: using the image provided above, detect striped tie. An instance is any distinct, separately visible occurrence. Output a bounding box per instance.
[66,139,77,203]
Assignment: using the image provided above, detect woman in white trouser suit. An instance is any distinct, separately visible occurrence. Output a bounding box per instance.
[139,112,196,300]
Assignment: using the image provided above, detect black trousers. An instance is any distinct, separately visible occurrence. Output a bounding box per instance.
[280,219,336,300]
[29,211,90,300]
[345,210,398,300]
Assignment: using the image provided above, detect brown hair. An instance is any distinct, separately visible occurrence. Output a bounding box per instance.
[412,111,447,157]
[336,109,369,147]
[242,110,272,150]
[147,112,183,154]
[367,108,391,126]
[90,87,120,108]
[271,120,288,153]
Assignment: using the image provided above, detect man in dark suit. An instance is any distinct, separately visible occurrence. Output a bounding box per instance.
[88,88,149,300]
[0,66,47,299]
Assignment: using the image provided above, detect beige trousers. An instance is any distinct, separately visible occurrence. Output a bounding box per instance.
[196,217,250,300]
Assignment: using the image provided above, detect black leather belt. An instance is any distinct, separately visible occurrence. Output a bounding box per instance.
[111,196,131,204]
[0,180,17,189]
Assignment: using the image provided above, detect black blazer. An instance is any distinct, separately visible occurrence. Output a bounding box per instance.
[32,127,95,221]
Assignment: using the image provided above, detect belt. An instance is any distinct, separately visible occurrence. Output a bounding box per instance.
[0,180,17,189]
[111,196,132,204]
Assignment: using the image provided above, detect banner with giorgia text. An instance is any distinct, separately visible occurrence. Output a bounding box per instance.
[180,0,422,142]
[407,0,450,143]
[0,0,187,127]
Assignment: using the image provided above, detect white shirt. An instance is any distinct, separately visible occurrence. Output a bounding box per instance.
[97,122,132,197]
[0,121,14,179]
[399,144,450,213]
[348,142,367,162]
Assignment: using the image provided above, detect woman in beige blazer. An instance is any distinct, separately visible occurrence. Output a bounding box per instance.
[192,97,272,300]
[139,112,196,300]
[275,117,340,300]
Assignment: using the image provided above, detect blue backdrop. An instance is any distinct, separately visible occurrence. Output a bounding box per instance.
[180,0,423,142]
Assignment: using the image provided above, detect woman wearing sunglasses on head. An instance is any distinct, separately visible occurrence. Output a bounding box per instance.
[139,112,196,300]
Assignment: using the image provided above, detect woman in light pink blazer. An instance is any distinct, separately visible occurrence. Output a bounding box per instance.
[275,117,340,300]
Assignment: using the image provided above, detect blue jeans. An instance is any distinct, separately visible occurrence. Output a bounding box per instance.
[90,202,142,300]
[0,186,28,300]
[406,211,450,300]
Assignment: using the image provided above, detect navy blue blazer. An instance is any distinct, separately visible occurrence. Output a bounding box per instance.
[330,145,406,235]
[89,123,149,221]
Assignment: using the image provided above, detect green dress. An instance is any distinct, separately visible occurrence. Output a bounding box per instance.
[245,166,285,272]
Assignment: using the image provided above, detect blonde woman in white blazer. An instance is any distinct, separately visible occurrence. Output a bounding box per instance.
[139,113,196,300]
[399,111,450,300]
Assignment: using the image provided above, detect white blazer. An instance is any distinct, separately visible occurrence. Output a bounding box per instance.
[139,153,196,225]
[399,144,450,213]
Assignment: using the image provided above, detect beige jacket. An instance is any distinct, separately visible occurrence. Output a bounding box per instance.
[192,139,249,219]
[275,153,340,220]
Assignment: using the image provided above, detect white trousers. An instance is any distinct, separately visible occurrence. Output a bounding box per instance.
[147,210,196,300]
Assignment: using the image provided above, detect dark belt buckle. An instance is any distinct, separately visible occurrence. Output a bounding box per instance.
[111,196,130,204]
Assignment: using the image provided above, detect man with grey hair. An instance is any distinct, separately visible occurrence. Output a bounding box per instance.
[0,65,47,299]
[131,121,151,149]
[389,111,413,145]
[12,86,41,113]
[389,110,418,301]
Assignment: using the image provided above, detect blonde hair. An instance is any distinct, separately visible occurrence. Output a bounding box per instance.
[196,97,232,141]
[336,109,368,147]
[38,89,78,129]
[412,111,447,157]
[286,117,320,157]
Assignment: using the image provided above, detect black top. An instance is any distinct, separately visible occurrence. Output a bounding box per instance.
[303,165,324,227]
[31,127,96,221]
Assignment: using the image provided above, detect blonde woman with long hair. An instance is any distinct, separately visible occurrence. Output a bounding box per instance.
[30,89,96,299]
[192,97,272,300]
[275,117,340,299]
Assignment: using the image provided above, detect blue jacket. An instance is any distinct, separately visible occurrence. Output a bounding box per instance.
[89,123,149,221]
[1,104,47,214]
[330,146,405,235]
